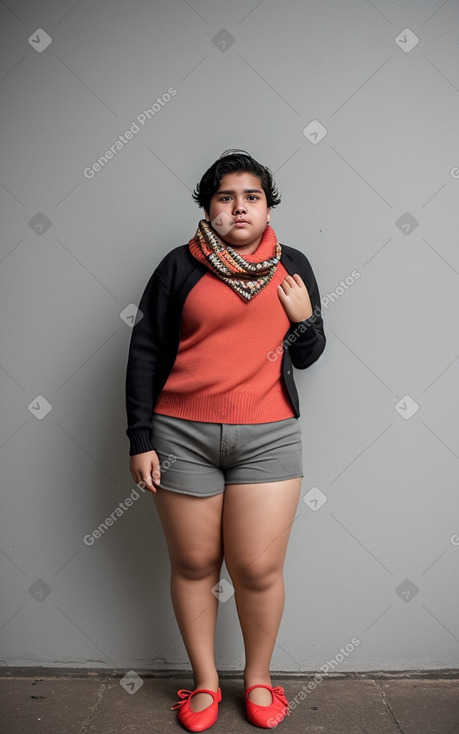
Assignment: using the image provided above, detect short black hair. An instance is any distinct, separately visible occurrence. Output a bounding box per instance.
[192,149,281,212]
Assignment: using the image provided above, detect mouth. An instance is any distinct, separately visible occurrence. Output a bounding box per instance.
[234,219,249,225]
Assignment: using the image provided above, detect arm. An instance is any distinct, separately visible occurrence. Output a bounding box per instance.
[125,267,174,490]
[277,254,326,369]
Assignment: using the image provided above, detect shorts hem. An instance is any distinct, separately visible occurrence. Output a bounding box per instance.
[157,483,225,497]
[224,473,303,486]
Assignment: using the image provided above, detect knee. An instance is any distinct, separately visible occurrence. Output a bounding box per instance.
[228,559,283,592]
[173,551,223,582]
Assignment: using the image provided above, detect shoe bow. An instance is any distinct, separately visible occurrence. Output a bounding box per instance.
[171,689,194,710]
[271,686,290,713]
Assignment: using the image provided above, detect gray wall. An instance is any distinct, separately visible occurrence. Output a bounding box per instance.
[1,0,458,674]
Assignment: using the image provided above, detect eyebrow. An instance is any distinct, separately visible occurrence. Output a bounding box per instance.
[216,188,263,194]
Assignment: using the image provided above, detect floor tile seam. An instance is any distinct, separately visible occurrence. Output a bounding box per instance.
[372,679,405,734]
[79,680,108,734]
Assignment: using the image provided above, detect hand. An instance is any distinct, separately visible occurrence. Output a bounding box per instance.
[129,450,161,493]
[277,274,313,322]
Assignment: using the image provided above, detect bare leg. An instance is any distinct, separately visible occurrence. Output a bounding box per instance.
[153,489,224,711]
[223,478,301,705]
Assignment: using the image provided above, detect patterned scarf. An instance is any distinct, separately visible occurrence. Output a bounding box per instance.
[188,219,282,301]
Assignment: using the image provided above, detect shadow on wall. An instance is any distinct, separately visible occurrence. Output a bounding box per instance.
[70,329,175,671]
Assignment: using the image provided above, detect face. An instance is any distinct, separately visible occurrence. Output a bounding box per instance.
[205,171,270,254]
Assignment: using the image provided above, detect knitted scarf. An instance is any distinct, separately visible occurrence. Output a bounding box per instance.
[188,219,282,302]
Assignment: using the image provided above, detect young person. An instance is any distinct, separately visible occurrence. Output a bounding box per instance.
[126,150,326,730]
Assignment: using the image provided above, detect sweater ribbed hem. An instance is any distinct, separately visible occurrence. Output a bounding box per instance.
[127,430,155,456]
[153,390,295,424]
[290,318,317,341]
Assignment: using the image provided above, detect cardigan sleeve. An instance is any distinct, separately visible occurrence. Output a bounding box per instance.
[125,268,175,456]
[284,250,326,369]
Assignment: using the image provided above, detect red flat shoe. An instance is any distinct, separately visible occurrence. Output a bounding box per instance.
[245,684,290,728]
[171,687,222,732]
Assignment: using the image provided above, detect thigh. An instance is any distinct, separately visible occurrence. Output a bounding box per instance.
[154,489,224,575]
[222,479,301,576]
[151,413,225,496]
[223,418,303,486]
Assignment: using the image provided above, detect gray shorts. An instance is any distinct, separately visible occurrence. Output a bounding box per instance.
[150,414,303,497]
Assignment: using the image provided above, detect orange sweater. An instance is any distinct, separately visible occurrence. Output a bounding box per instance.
[154,237,295,424]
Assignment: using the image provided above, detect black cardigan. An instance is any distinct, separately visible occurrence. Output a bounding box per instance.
[125,243,326,455]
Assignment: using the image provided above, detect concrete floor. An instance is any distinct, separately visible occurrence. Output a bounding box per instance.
[1,670,459,734]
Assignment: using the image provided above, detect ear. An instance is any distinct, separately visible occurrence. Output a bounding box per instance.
[267,207,271,223]
[204,210,210,222]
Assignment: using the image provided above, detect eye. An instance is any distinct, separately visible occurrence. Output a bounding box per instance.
[219,196,232,202]
[247,195,259,201]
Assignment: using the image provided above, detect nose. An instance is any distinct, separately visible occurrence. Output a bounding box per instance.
[233,202,247,215]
